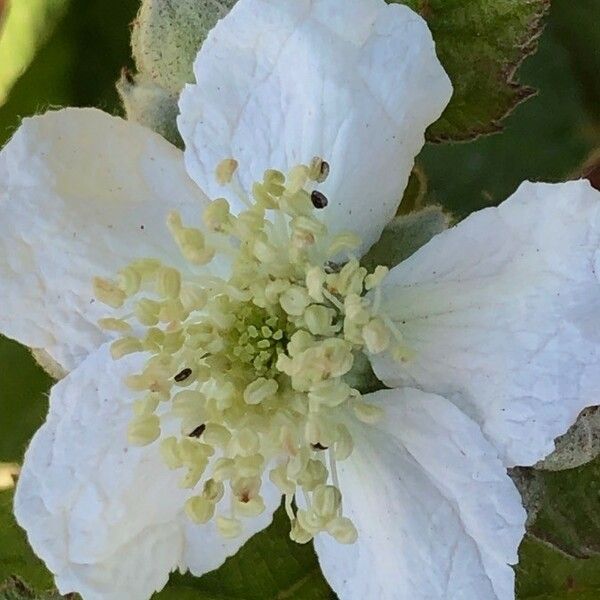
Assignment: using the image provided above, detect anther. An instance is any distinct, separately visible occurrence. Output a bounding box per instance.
[215,158,238,185]
[174,368,193,382]
[309,157,330,183]
[189,424,206,438]
[311,443,328,451]
[311,190,328,209]
[317,160,330,183]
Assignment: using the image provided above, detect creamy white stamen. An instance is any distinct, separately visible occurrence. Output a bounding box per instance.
[96,158,410,544]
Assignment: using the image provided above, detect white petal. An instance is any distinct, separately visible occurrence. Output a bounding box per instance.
[14,344,278,600]
[178,0,451,254]
[315,388,525,600]
[371,180,600,467]
[0,108,209,372]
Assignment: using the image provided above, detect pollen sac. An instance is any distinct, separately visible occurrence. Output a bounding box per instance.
[310,190,328,209]
[97,159,411,546]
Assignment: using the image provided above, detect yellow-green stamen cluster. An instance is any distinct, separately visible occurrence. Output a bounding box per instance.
[95,157,409,545]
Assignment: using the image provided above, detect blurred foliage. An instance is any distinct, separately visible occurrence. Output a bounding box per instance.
[0,340,51,463]
[0,0,68,106]
[0,0,599,598]
[0,0,139,146]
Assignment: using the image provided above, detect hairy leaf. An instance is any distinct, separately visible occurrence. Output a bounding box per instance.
[536,407,600,471]
[362,205,450,272]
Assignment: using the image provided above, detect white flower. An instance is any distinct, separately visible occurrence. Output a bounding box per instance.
[0,0,598,599]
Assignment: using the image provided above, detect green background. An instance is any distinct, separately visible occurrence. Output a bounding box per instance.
[0,0,599,598]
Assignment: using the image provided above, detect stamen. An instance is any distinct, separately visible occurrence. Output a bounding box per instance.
[96,158,412,547]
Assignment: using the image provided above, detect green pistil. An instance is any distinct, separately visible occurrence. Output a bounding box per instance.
[224,303,292,376]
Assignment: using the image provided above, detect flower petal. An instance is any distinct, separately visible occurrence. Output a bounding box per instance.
[0,108,209,372]
[314,388,525,600]
[14,344,278,600]
[371,180,600,467]
[178,0,452,254]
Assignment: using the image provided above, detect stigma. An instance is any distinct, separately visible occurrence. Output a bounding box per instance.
[95,157,410,545]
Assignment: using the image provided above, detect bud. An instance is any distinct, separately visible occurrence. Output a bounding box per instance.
[117,72,181,147]
[132,0,236,93]
[121,0,238,146]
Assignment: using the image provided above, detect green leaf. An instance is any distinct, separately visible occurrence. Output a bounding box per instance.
[0,490,53,592]
[361,205,450,272]
[156,506,335,599]
[516,537,600,599]
[522,457,600,559]
[395,0,549,141]
[416,0,599,218]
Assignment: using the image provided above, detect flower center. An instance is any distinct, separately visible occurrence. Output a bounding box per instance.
[94,158,410,544]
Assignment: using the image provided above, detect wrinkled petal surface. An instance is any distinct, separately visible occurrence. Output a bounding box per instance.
[0,108,210,372]
[179,0,452,254]
[371,180,600,466]
[315,388,525,600]
[14,344,278,600]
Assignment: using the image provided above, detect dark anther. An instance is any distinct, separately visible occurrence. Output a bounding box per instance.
[311,190,328,209]
[318,160,330,182]
[174,368,192,382]
[311,442,329,451]
[189,424,206,438]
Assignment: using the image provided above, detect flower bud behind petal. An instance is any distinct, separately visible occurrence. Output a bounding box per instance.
[132,0,236,93]
[117,73,181,147]
[123,0,238,145]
